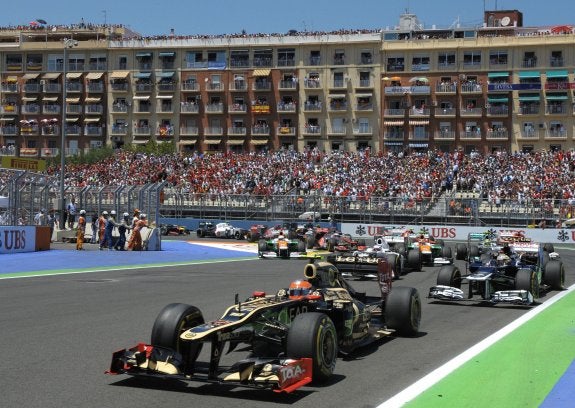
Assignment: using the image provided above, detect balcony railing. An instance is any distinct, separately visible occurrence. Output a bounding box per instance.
[134,83,153,92]
[384,108,405,117]
[43,105,60,114]
[545,129,567,139]
[110,83,129,92]
[65,125,81,136]
[331,80,346,88]
[304,79,321,89]
[328,101,348,111]
[409,108,430,117]
[85,105,104,114]
[205,126,224,136]
[384,132,404,140]
[303,102,322,112]
[21,105,40,114]
[278,80,297,90]
[134,126,151,135]
[112,104,129,113]
[459,107,483,116]
[460,130,482,139]
[87,83,104,93]
[460,83,483,93]
[434,107,456,116]
[229,80,247,91]
[408,132,430,141]
[110,126,128,135]
[0,105,18,114]
[85,127,103,136]
[180,126,199,136]
[253,82,272,91]
[251,126,270,136]
[1,84,19,93]
[353,125,373,135]
[521,58,537,68]
[205,103,224,114]
[550,58,564,67]
[435,83,457,93]
[206,82,224,92]
[23,84,41,93]
[228,103,247,113]
[43,83,61,93]
[66,83,83,92]
[180,103,200,113]
[66,105,83,114]
[302,125,321,135]
[356,79,372,88]
[486,129,509,139]
[181,82,199,91]
[0,126,18,136]
[486,106,509,116]
[327,126,346,135]
[228,127,247,136]
[519,105,540,115]
[546,105,567,115]
[355,103,373,111]
[434,130,456,140]
[158,83,176,92]
[277,102,297,112]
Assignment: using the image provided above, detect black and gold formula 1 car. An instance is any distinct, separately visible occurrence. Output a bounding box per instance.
[107,258,422,393]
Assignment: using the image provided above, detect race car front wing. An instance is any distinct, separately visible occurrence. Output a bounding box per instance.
[107,343,313,393]
[428,285,534,305]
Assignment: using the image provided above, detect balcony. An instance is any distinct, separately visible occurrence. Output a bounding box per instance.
[355,102,373,111]
[110,126,128,136]
[434,130,456,140]
[330,80,347,89]
[228,103,247,113]
[133,105,151,114]
[253,81,272,91]
[158,83,176,92]
[327,126,347,136]
[277,102,297,113]
[328,101,348,112]
[434,107,456,117]
[20,125,39,136]
[460,130,482,140]
[134,126,151,136]
[180,103,200,114]
[43,105,60,115]
[1,83,18,93]
[1,105,18,114]
[205,103,225,114]
[277,126,296,136]
[435,83,457,94]
[112,104,129,113]
[40,148,58,158]
[21,105,40,114]
[134,83,153,93]
[546,104,567,115]
[66,105,83,114]
[85,105,104,114]
[437,62,456,71]
[181,82,200,91]
[66,83,83,93]
[302,125,321,136]
[110,83,129,92]
[353,125,373,136]
[409,107,431,117]
[229,80,247,91]
[252,104,271,114]
[384,132,404,141]
[308,56,321,66]
[64,125,81,136]
[87,83,104,93]
[157,104,174,114]
[228,127,247,136]
[517,129,540,140]
[277,58,296,67]
[253,58,272,67]
[408,132,430,141]
[278,80,297,90]
[459,107,483,117]
[303,79,321,89]
[251,126,270,136]
[43,83,61,93]
[384,108,405,117]
[303,102,322,112]
[521,58,537,68]
[386,64,404,72]
[205,126,224,136]
[85,127,103,136]
[23,84,41,93]
[0,126,18,136]
[206,82,224,92]
[550,57,564,67]
[518,104,540,115]
[486,129,509,140]
[333,56,345,65]
[460,83,483,93]
[356,79,372,89]
[545,129,567,139]
[486,105,509,117]
[180,126,199,136]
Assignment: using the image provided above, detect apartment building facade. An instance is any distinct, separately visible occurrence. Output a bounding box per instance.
[0,9,574,157]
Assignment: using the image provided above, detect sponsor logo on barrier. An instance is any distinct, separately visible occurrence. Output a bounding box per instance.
[0,226,35,254]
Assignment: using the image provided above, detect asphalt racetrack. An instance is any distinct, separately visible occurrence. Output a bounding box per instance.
[1,236,574,408]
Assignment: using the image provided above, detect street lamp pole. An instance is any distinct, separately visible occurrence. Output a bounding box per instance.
[59,38,78,230]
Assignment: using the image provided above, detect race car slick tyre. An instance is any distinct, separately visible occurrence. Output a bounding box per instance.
[455,243,467,260]
[160,226,168,236]
[151,303,205,368]
[395,243,406,257]
[327,238,336,252]
[196,229,204,238]
[544,260,565,290]
[543,243,555,253]
[407,249,422,271]
[298,239,307,253]
[515,268,539,299]
[469,245,480,258]
[441,246,452,259]
[385,253,402,279]
[258,239,267,254]
[286,312,337,383]
[436,265,461,288]
[306,236,315,250]
[385,286,421,337]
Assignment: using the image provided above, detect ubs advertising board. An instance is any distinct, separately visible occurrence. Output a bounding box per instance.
[0,226,36,254]
[340,223,575,244]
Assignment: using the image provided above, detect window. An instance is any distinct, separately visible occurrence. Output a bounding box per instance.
[207,51,226,68]
[277,48,295,66]
[360,50,372,64]
[437,52,455,67]
[412,55,430,71]
[89,54,107,70]
[463,51,481,66]
[334,50,345,65]
[185,51,204,68]
[489,50,508,65]
[118,56,127,70]
[309,50,321,65]
[387,56,404,71]
[550,51,564,67]
[523,51,537,68]
[253,49,273,67]
[230,50,250,68]
[26,54,43,70]
[6,53,23,70]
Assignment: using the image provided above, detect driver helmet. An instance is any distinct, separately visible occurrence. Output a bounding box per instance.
[278,234,285,240]
[288,280,313,300]
[497,253,511,266]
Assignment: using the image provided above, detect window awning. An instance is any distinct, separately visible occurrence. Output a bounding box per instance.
[384,141,404,146]
[85,97,101,103]
[159,52,175,57]
[22,73,40,79]
[250,139,269,145]
[22,96,37,101]
[545,93,568,100]
[110,71,130,79]
[133,95,150,100]
[409,120,429,126]
[84,118,101,123]
[86,72,104,80]
[42,73,61,79]
[226,139,245,145]
[328,94,346,99]
[66,97,80,103]
[519,71,540,79]
[133,72,152,79]
[487,97,508,103]
[409,143,429,148]
[178,140,197,145]
[488,72,509,78]
[66,72,83,79]
[384,120,405,126]
[5,75,18,82]
[546,70,569,79]
[205,139,221,144]
[131,139,150,144]
[65,117,79,122]
[136,52,152,58]
[156,95,173,99]
[157,71,175,78]
[253,69,271,77]
[42,96,58,102]
[518,94,540,102]
[355,93,373,98]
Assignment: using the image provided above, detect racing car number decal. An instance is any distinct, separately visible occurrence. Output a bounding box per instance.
[335,256,379,264]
